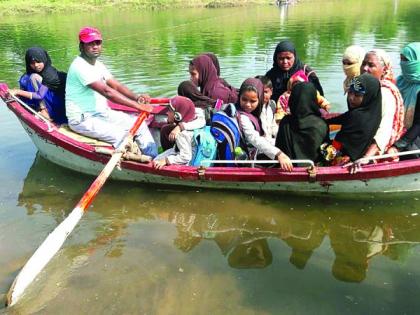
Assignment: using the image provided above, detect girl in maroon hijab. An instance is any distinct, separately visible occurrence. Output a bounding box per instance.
[154,96,205,169]
[189,54,238,104]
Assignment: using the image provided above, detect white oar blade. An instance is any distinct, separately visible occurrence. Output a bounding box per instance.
[6,207,84,306]
[5,111,148,307]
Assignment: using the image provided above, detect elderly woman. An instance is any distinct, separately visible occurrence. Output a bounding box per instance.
[359,49,405,160]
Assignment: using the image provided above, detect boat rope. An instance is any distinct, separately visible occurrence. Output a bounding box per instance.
[198,165,206,180]
[307,165,317,182]
[47,11,243,54]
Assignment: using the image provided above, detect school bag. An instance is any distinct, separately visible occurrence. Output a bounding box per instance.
[190,126,218,167]
[210,103,242,162]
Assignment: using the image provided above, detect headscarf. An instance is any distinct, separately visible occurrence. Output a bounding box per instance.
[237,78,264,120]
[170,96,196,123]
[190,54,237,104]
[25,47,65,92]
[397,42,420,128]
[265,40,303,101]
[177,80,216,109]
[204,52,236,90]
[380,80,405,151]
[265,40,323,102]
[275,82,328,162]
[369,49,395,83]
[342,45,366,93]
[160,96,196,151]
[334,73,382,161]
[204,52,220,76]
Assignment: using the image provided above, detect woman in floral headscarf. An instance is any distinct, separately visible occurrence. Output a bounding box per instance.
[359,49,404,160]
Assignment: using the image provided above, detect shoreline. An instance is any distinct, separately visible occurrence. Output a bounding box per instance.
[0,0,275,16]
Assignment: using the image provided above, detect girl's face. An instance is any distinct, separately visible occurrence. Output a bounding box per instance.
[167,110,175,124]
[189,65,199,85]
[276,51,295,71]
[400,54,408,62]
[30,60,45,73]
[263,87,272,104]
[240,90,259,113]
[347,91,364,109]
[361,53,384,80]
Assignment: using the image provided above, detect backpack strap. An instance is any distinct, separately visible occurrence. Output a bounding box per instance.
[214,99,223,111]
[237,110,262,135]
[268,100,276,114]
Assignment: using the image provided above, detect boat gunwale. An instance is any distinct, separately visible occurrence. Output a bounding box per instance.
[4,95,420,184]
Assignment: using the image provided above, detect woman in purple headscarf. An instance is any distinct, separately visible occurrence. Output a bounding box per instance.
[189,54,238,104]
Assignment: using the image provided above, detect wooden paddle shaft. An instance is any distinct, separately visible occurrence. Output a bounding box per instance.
[6,111,148,307]
[75,111,148,212]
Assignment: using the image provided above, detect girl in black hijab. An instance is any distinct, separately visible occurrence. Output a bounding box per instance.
[326,73,382,163]
[275,82,329,163]
[265,40,324,102]
[9,47,67,124]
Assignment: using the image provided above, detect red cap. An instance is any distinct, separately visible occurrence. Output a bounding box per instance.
[79,27,102,43]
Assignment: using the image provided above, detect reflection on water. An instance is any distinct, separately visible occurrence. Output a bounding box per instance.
[2,0,420,313]
[2,154,420,313]
[161,201,418,282]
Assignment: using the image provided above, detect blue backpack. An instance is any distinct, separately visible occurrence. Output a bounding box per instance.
[190,126,218,167]
[210,104,242,162]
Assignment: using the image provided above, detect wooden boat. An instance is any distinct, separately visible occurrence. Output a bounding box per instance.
[2,83,420,194]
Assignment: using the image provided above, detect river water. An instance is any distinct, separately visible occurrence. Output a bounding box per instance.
[1,0,420,314]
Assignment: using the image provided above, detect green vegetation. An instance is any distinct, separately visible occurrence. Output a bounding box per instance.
[0,0,274,16]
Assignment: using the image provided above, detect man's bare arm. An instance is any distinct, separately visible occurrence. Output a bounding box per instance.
[106,78,150,103]
[88,80,152,112]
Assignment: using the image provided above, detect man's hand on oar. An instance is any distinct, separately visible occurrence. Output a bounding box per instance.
[135,102,154,113]
[136,93,150,104]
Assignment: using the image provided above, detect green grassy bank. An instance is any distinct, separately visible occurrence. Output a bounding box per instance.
[0,0,275,16]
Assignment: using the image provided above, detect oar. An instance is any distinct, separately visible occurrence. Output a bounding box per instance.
[5,109,150,307]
